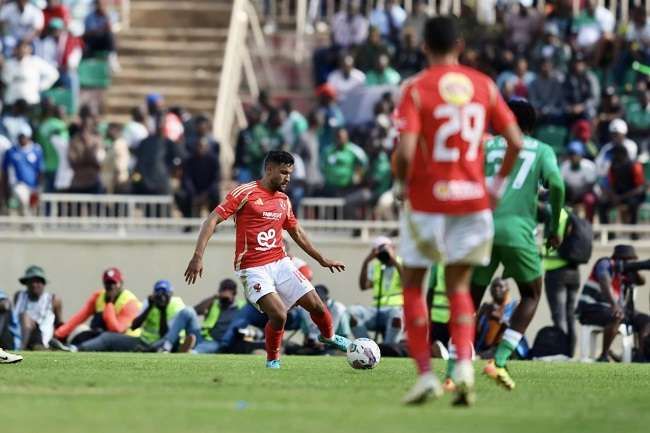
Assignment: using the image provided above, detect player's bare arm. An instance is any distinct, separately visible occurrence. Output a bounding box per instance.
[184,208,224,284]
[286,224,345,273]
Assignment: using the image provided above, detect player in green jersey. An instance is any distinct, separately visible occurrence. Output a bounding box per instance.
[472,99,565,389]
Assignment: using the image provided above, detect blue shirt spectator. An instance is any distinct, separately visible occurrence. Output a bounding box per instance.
[2,135,43,189]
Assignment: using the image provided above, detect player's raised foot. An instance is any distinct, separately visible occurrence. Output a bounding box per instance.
[0,348,23,364]
[483,359,515,390]
[442,377,457,393]
[266,359,281,369]
[451,361,476,407]
[401,372,443,405]
[318,334,351,352]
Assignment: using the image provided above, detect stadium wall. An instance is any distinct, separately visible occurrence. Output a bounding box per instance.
[2,235,649,341]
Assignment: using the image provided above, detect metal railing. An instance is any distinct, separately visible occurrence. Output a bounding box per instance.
[36,193,174,219]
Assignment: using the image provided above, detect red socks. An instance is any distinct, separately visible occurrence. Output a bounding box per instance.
[310,309,334,339]
[449,291,475,361]
[264,322,284,361]
[403,286,431,374]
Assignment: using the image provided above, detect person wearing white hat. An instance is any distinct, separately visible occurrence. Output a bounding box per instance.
[348,236,404,346]
[595,118,638,178]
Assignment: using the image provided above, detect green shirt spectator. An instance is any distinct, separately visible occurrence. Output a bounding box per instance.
[365,54,401,86]
[234,109,269,182]
[322,128,368,191]
[368,150,392,198]
[36,111,69,191]
[626,90,650,140]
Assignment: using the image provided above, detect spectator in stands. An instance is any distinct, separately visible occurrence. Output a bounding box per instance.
[530,23,571,75]
[157,278,241,354]
[34,18,82,104]
[314,83,344,151]
[327,54,366,102]
[349,237,403,345]
[175,136,220,219]
[0,290,20,351]
[101,123,130,194]
[0,0,44,55]
[528,57,565,125]
[132,121,182,198]
[37,103,70,192]
[497,57,535,99]
[365,53,401,86]
[343,134,391,219]
[570,0,615,55]
[595,87,624,146]
[187,114,219,156]
[571,118,598,159]
[561,141,597,222]
[145,94,184,144]
[1,127,43,216]
[322,127,367,196]
[83,0,119,71]
[296,284,351,354]
[233,107,268,183]
[595,119,638,179]
[475,278,519,358]
[394,30,425,79]
[68,108,105,194]
[2,39,59,108]
[626,88,650,154]
[50,267,141,350]
[279,101,308,151]
[76,280,186,352]
[577,245,642,362]
[14,266,62,350]
[297,111,324,196]
[617,6,650,83]
[563,53,599,123]
[355,26,390,72]
[2,99,31,144]
[369,0,407,50]
[504,0,543,54]
[287,148,307,210]
[43,0,71,30]
[599,145,646,226]
[123,106,149,172]
[402,0,430,46]
[330,0,368,50]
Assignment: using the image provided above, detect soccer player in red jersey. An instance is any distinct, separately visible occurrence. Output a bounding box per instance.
[393,16,523,406]
[184,150,350,368]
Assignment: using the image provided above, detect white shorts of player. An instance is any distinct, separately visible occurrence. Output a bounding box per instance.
[236,257,314,311]
[399,206,494,268]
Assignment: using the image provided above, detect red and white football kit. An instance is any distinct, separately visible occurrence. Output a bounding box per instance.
[395,64,516,267]
[215,181,313,310]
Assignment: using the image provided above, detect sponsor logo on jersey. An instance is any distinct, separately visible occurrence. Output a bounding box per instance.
[262,211,282,220]
[439,72,474,106]
[433,180,484,201]
[254,198,264,206]
[255,229,278,251]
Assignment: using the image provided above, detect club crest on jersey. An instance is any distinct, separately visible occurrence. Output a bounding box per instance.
[439,72,474,106]
[253,283,262,292]
[254,198,264,206]
[433,180,484,201]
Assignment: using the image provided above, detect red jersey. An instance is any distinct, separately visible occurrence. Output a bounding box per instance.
[395,64,516,214]
[215,181,298,270]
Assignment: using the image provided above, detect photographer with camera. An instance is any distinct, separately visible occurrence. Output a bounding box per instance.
[577,245,646,362]
[348,237,404,345]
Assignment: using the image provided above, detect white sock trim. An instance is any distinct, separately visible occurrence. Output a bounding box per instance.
[503,328,523,348]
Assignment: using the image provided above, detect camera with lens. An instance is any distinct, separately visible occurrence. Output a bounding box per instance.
[614,258,650,324]
[376,244,392,266]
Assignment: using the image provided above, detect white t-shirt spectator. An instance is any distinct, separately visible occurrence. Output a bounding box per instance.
[327,68,366,101]
[595,139,639,177]
[0,2,44,41]
[331,12,368,48]
[561,159,597,191]
[626,19,650,47]
[369,5,407,38]
[2,55,59,105]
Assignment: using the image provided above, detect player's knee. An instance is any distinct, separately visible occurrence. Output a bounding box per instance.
[268,309,287,325]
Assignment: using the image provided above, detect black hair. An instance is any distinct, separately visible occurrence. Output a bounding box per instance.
[507,98,537,134]
[219,278,238,294]
[424,16,461,55]
[264,150,294,168]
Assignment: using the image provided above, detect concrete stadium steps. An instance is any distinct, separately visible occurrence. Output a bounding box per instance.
[105,0,231,120]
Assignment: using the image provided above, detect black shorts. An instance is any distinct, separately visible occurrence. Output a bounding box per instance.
[578,304,617,327]
[633,312,650,333]
[430,321,450,345]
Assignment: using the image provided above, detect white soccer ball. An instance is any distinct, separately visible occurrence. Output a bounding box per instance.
[346,338,381,369]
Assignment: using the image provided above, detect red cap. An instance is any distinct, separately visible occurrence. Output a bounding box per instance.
[102,267,123,284]
[315,83,337,100]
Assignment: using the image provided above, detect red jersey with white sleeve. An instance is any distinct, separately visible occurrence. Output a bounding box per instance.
[395,64,516,214]
[215,181,298,270]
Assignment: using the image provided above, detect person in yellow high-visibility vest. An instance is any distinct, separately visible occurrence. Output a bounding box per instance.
[348,236,404,344]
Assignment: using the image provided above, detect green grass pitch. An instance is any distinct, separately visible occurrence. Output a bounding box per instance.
[1,353,648,433]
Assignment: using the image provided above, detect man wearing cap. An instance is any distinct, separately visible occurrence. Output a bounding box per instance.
[50,268,141,349]
[577,245,644,362]
[1,126,44,216]
[71,280,186,352]
[13,266,62,350]
[561,140,597,222]
[349,237,404,345]
[595,119,638,179]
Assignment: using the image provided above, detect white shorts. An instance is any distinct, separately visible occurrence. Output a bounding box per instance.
[236,257,314,311]
[399,206,494,268]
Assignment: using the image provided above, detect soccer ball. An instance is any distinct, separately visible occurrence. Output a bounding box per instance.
[346,338,381,369]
